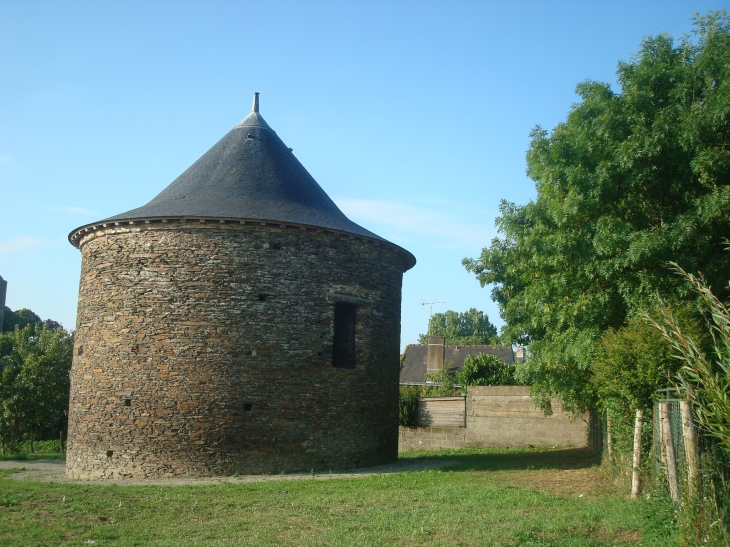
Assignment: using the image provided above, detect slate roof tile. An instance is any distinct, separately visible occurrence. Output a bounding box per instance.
[69,93,416,269]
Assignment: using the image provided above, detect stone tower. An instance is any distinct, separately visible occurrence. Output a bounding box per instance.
[66,94,415,479]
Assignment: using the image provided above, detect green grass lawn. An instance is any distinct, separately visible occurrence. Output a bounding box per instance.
[0,447,678,546]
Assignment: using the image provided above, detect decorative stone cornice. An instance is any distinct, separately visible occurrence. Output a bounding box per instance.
[69,216,415,269]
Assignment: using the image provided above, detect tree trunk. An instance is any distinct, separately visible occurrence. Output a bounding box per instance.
[680,400,700,499]
[631,408,643,499]
[660,402,679,503]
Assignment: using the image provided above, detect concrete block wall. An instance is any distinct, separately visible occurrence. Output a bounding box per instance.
[399,386,588,452]
[399,426,469,451]
[417,396,466,428]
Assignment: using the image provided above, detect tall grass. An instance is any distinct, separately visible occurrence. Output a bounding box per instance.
[651,265,730,458]
[646,263,730,544]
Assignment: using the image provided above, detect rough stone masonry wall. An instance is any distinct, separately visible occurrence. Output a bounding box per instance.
[399,386,588,451]
[67,221,406,479]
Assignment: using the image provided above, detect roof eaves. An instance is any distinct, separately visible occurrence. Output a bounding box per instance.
[67,215,416,269]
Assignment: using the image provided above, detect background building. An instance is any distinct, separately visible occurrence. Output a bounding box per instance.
[399,338,515,385]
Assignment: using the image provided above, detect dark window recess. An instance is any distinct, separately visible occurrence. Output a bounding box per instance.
[333,303,357,369]
[244,403,253,412]
[123,399,132,407]
[106,450,114,458]
[258,294,268,302]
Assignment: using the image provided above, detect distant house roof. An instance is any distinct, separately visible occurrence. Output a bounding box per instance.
[399,344,515,384]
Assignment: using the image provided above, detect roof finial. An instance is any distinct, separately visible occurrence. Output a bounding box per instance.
[252,92,260,113]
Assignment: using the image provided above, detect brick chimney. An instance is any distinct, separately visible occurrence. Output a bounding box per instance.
[427,336,445,374]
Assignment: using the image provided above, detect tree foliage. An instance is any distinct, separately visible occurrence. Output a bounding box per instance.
[455,353,516,387]
[650,264,730,458]
[2,307,60,334]
[417,308,498,345]
[594,308,707,415]
[3,307,39,332]
[424,364,462,396]
[464,11,730,414]
[593,315,675,415]
[0,321,73,450]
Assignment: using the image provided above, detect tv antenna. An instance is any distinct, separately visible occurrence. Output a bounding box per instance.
[422,301,445,337]
[421,300,445,318]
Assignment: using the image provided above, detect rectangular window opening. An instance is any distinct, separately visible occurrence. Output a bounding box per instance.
[333,302,357,369]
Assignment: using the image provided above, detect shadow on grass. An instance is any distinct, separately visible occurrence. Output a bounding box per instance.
[402,447,599,473]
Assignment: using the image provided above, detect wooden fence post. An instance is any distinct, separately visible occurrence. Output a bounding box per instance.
[680,400,700,499]
[631,408,643,499]
[660,402,679,503]
[607,414,614,463]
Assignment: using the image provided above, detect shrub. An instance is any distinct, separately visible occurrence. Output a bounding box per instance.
[455,353,516,387]
[398,385,422,427]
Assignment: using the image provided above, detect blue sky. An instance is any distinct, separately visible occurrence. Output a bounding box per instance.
[0,1,724,349]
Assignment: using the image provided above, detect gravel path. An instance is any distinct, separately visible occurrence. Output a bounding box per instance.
[0,458,456,486]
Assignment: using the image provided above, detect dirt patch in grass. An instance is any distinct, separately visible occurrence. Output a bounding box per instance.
[401,445,616,499]
[432,447,627,500]
[615,528,643,543]
[488,466,618,498]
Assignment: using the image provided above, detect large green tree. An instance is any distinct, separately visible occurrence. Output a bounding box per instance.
[3,307,40,333]
[0,319,73,451]
[464,12,730,414]
[417,308,498,345]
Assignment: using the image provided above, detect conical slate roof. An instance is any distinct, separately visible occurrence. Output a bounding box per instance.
[69,94,415,269]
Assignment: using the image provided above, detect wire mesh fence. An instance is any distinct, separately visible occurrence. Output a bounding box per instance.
[653,389,729,539]
[652,392,683,483]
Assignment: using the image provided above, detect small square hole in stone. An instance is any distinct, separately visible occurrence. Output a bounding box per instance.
[106,450,114,458]
[123,399,131,406]
[244,403,253,412]
[258,294,268,302]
